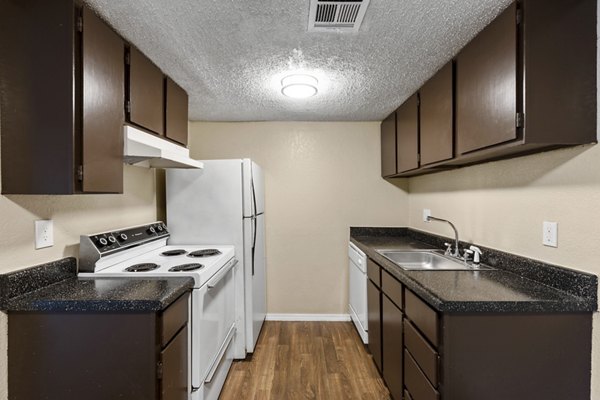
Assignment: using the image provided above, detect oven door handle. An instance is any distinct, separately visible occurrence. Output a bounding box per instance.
[205,324,236,384]
[207,258,238,290]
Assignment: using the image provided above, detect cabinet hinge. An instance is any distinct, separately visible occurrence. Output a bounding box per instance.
[77,16,83,32]
[516,9,522,25]
[125,100,131,114]
[516,112,524,128]
[417,154,421,163]
[77,165,83,181]
[156,361,163,380]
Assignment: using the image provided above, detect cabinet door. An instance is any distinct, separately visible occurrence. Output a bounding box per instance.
[382,295,403,400]
[367,279,382,372]
[129,47,165,135]
[165,77,189,146]
[420,62,453,166]
[456,3,517,154]
[396,94,419,173]
[161,325,188,400]
[380,111,397,177]
[81,6,124,193]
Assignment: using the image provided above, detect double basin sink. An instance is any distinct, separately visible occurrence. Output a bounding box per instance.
[377,250,494,271]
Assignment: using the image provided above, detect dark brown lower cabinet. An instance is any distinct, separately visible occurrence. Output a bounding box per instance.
[382,294,403,400]
[8,293,190,400]
[365,257,593,400]
[402,290,592,400]
[367,278,382,372]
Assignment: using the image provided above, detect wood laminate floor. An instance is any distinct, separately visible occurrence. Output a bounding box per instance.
[219,321,390,400]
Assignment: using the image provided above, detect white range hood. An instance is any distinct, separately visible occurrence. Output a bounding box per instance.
[123,125,203,169]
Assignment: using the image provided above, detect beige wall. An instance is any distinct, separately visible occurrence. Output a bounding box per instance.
[408,145,600,398]
[188,121,409,315]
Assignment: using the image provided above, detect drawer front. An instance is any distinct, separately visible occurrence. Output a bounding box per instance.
[382,269,403,309]
[405,350,440,400]
[405,290,439,347]
[404,319,439,386]
[367,258,381,287]
[161,292,189,347]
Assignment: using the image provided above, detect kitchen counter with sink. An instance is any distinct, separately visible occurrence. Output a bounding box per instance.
[353,227,597,400]
[350,227,597,313]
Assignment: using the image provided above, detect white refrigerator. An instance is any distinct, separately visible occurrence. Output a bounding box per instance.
[166,159,266,357]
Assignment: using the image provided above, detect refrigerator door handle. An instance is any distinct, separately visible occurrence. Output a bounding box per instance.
[251,216,257,276]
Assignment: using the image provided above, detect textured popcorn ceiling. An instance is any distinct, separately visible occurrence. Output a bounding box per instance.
[85,0,512,121]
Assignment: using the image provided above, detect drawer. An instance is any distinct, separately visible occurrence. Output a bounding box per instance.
[161,292,189,347]
[404,319,439,386]
[405,350,440,400]
[367,258,381,287]
[405,290,439,347]
[382,269,403,309]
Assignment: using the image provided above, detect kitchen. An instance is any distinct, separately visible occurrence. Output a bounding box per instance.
[0,0,599,399]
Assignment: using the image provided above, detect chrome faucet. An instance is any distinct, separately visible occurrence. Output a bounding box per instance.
[427,216,460,258]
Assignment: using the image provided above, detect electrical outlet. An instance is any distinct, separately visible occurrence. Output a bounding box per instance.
[542,221,558,247]
[423,209,431,222]
[35,220,54,249]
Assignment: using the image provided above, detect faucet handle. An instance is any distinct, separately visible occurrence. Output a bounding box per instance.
[443,242,453,255]
[469,245,483,264]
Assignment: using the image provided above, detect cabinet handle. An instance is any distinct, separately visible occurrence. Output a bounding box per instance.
[207,258,238,290]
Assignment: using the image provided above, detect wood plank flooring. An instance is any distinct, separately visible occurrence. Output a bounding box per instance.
[219,321,391,400]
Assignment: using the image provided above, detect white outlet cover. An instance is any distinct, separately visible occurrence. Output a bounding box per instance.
[542,221,558,247]
[35,220,54,249]
[423,209,432,222]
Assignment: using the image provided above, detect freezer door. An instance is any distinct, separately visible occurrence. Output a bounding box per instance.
[243,214,266,352]
[166,160,244,246]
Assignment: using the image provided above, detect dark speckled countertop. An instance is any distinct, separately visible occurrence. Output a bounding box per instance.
[351,228,597,313]
[1,258,193,312]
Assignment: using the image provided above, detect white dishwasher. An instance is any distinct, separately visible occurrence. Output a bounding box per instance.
[348,242,368,343]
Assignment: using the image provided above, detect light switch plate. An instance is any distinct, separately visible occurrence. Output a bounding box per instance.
[35,220,54,249]
[542,221,558,247]
[423,209,431,222]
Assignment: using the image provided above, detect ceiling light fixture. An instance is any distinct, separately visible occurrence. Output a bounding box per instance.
[281,74,318,98]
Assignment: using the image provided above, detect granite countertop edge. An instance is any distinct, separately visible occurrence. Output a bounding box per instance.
[1,258,195,312]
[5,277,194,312]
[351,234,597,314]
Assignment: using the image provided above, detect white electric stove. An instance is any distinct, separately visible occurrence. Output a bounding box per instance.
[79,222,237,400]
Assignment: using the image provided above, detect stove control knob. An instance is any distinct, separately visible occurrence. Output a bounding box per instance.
[156,225,164,232]
[97,237,108,247]
[148,226,156,234]
[118,233,128,242]
[107,236,117,244]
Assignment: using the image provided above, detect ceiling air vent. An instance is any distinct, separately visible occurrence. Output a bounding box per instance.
[308,0,371,32]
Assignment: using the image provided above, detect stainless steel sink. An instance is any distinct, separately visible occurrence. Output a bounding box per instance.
[377,250,494,271]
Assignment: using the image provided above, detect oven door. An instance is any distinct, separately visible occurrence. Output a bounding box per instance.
[191,258,237,391]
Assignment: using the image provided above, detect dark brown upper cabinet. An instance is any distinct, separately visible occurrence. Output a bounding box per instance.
[381,111,397,177]
[165,77,189,146]
[127,47,165,136]
[454,0,596,164]
[381,0,596,178]
[420,62,454,166]
[396,93,419,173]
[0,0,124,194]
[456,3,518,155]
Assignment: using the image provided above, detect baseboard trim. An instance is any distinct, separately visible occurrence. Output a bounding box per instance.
[265,313,351,322]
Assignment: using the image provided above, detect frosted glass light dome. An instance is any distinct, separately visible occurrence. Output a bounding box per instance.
[281,74,318,98]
